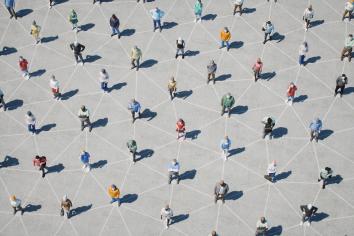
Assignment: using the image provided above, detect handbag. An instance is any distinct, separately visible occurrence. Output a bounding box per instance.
[60,208,64,216]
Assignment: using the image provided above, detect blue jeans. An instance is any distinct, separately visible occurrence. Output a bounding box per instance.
[101,82,108,91]
[153,20,162,31]
[110,197,120,204]
[221,41,230,49]
[111,27,120,36]
[299,55,305,65]
[28,124,36,134]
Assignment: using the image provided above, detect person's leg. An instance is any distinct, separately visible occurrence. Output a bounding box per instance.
[168,172,173,184]
[111,27,117,36]
[10,8,17,19]
[239,4,243,15]
[349,10,353,21]
[13,207,17,214]
[341,47,348,61]
[227,107,231,118]
[212,73,215,84]
[233,4,237,15]
[86,118,92,132]
[74,54,79,64]
[136,58,140,71]
[221,106,225,116]
[6,7,14,18]
[132,151,136,163]
[181,48,185,58]
[314,131,319,142]
[40,165,45,178]
[78,54,84,64]
[81,119,85,131]
[101,82,105,91]
[214,194,218,203]
[220,40,225,49]
[175,48,180,58]
[263,33,268,44]
[207,73,211,83]
[299,55,305,65]
[131,59,136,69]
[169,89,173,100]
[348,48,352,62]
[153,20,157,31]
[226,41,230,51]
[176,172,180,184]
[157,20,162,31]
[342,10,348,20]
[221,194,225,203]
[340,86,345,97]
[131,111,135,122]
[334,85,340,96]
[104,82,108,92]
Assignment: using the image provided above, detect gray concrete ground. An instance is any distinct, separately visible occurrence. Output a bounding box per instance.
[0,0,354,235]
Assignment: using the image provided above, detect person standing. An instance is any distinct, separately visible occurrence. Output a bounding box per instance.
[207,60,217,84]
[175,37,185,59]
[109,14,121,38]
[127,139,138,163]
[19,56,30,80]
[342,0,354,21]
[70,41,85,65]
[340,34,353,62]
[252,58,263,82]
[128,99,141,123]
[50,75,61,100]
[220,136,231,160]
[262,116,275,139]
[285,82,297,105]
[255,217,268,236]
[68,9,79,32]
[309,118,322,142]
[262,21,274,44]
[334,74,348,97]
[80,150,91,172]
[233,0,244,16]
[130,46,142,71]
[5,0,17,19]
[160,205,173,229]
[219,27,231,51]
[194,0,203,23]
[33,155,47,178]
[150,7,165,32]
[221,93,235,118]
[60,195,72,219]
[30,21,41,44]
[318,167,333,189]
[214,180,229,203]
[78,105,92,132]
[303,5,314,31]
[168,77,177,100]
[108,184,121,206]
[264,160,276,182]
[10,195,24,215]
[176,118,186,140]
[299,41,309,66]
[25,111,36,135]
[300,204,318,226]
[168,159,180,184]
[0,88,6,111]
[99,69,109,93]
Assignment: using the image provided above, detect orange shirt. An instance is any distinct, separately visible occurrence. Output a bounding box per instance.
[220,31,231,41]
[108,187,120,198]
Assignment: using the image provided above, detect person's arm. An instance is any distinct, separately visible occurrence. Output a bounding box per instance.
[225,185,229,195]
[312,207,318,215]
[80,45,85,52]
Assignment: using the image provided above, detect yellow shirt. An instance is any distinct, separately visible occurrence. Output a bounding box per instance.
[220,31,231,41]
[108,187,120,198]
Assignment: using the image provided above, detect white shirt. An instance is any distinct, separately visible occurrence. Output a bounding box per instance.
[10,199,21,208]
[234,0,244,5]
[50,79,59,89]
[161,208,173,219]
[99,72,109,83]
[299,44,308,55]
[267,163,276,174]
[345,2,354,11]
[303,9,314,20]
[25,114,36,125]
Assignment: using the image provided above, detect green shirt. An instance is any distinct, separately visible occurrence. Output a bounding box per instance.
[344,37,354,48]
[127,140,137,152]
[221,95,235,108]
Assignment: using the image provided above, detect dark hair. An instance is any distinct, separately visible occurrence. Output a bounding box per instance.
[112,14,117,20]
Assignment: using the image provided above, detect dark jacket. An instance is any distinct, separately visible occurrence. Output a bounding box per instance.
[109,17,120,28]
[70,43,85,55]
[336,76,348,87]
[176,40,185,49]
[214,183,229,195]
[300,205,318,217]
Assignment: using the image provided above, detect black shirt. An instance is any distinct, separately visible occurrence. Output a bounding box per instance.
[70,43,85,55]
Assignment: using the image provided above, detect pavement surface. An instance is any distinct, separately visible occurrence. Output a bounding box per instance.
[0,0,354,235]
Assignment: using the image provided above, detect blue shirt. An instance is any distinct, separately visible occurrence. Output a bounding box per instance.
[80,152,90,164]
[220,138,231,150]
[309,120,322,132]
[150,9,164,20]
[129,101,141,113]
[5,0,15,7]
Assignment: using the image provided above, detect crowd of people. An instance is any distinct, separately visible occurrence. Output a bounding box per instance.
[1,0,353,235]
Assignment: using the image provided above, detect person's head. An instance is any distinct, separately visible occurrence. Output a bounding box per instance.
[74,41,78,46]
[81,105,86,111]
[210,60,215,65]
[10,195,16,201]
[27,111,32,116]
[226,93,231,98]
[224,135,228,140]
[131,98,136,103]
[81,149,86,154]
[155,7,159,11]
[111,184,117,190]
[303,41,308,47]
[307,204,313,209]
[260,216,266,223]
[315,117,320,123]
[133,45,138,50]
[267,21,271,25]
[165,204,169,209]
[308,5,312,10]
[101,68,106,74]
[112,14,117,19]
[267,117,272,124]
[257,58,262,63]
[62,195,67,201]
[170,76,175,82]
[224,27,229,32]
[349,34,353,39]
[178,37,182,41]
[32,21,36,26]
[272,160,276,166]
[172,159,177,165]
[342,73,346,78]
[290,82,294,87]
[219,180,225,186]
[35,155,40,159]
[19,56,23,60]
[51,75,56,80]
[211,231,217,236]
[325,167,331,172]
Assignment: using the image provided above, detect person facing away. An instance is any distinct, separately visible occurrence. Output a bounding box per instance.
[262,116,275,139]
[221,93,235,117]
[207,60,217,84]
[318,167,333,189]
[309,118,322,142]
[25,111,36,135]
[50,75,61,100]
[255,216,268,236]
[300,204,318,226]
[252,58,263,82]
[335,74,348,97]
[160,204,173,229]
[265,160,276,182]
[127,139,138,163]
[10,195,24,215]
[78,105,92,131]
[168,159,180,184]
[168,77,177,100]
[214,180,229,203]
[61,195,72,218]
[19,56,30,80]
[175,37,185,59]
[108,184,121,206]
[262,21,274,44]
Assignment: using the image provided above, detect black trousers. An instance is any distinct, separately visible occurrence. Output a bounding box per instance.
[334,85,345,96]
[80,117,92,131]
[6,7,16,18]
[130,150,137,162]
[0,96,6,110]
[264,33,272,43]
[39,164,47,177]
[74,53,84,63]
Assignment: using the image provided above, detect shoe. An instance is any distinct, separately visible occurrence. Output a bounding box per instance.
[175,54,178,59]
[118,34,121,39]
[10,15,13,19]
[21,210,24,215]
[111,34,114,37]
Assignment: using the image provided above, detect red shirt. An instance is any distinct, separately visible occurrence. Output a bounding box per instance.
[252,62,263,72]
[287,85,297,97]
[19,59,28,71]
[176,120,185,132]
[33,156,47,167]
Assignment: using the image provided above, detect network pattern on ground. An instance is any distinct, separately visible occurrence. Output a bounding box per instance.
[0,0,354,235]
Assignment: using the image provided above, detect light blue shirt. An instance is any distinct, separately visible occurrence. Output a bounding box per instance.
[150,9,164,21]
[5,0,15,8]
[220,138,231,150]
[129,101,141,113]
[309,119,322,132]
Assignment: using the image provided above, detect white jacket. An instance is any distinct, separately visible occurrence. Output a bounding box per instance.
[25,115,36,125]
[10,199,21,208]
[50,79,59,89]
[299,44,308,55]
[303,9,314,20]
[99,72,109,83]
[267,163,276,174]
[345,2,354,11]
